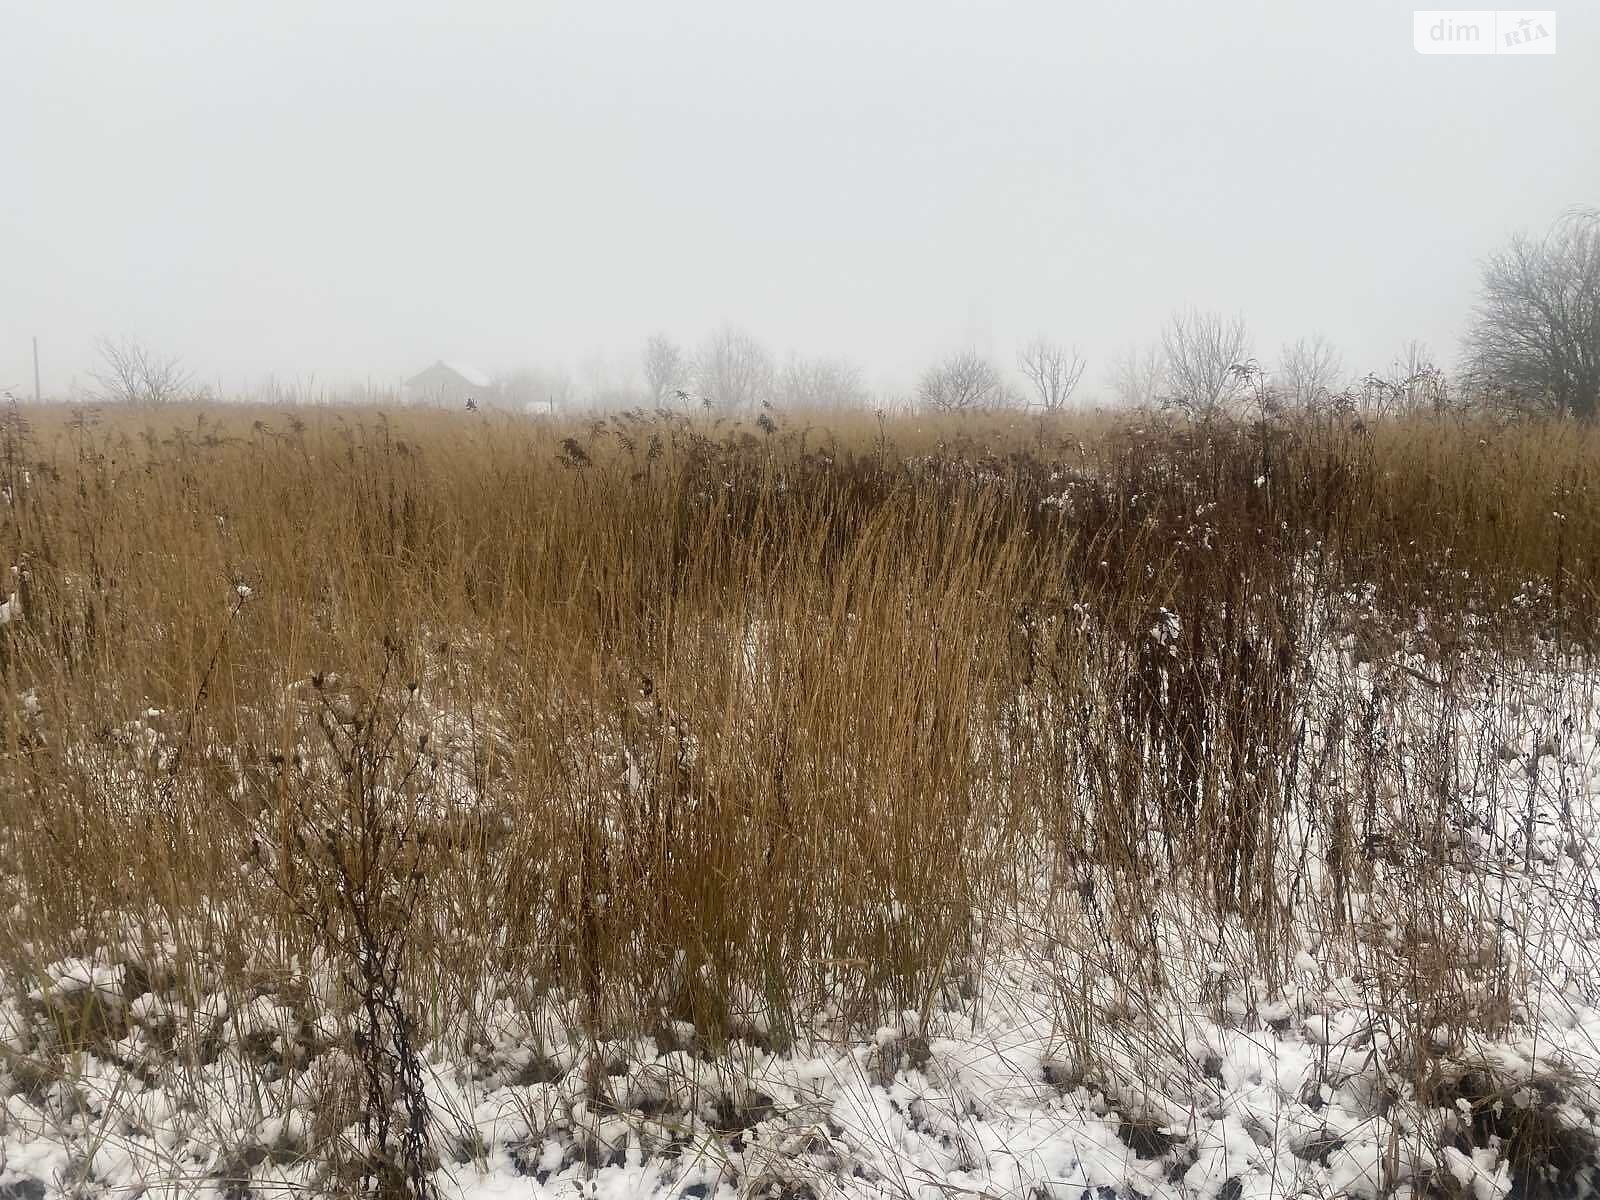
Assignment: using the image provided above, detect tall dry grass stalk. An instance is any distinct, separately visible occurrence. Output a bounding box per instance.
[0,399,1596,1188]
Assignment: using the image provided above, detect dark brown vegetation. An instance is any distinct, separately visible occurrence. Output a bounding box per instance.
[0,400,1597,1194]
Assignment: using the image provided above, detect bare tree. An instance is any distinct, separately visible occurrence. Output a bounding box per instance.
[1278,334,1345,409]
[1465,209,1600,419]
[1393,339,1446,413]
[642,333,685,405]
[1107,343,1166,408]
[693,324,773,410]
[918,349,1007,413]
[775,353,867,410]
[91,336,193,405]
[1016,336,1087,412]
[1160,309,1253,419]
[1360,339,1451,416]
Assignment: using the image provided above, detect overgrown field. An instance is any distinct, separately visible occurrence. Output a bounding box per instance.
[3,402,1600,1200]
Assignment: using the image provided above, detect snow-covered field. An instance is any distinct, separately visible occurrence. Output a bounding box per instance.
[5,405,1600,1199]
[5,633,1600,1200]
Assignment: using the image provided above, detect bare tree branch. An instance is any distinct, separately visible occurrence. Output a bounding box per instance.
[1017,337,1087,412]
[918,350,1007,413]
[693,325,773,411]
[1465,209,1600,418]
[1278,334,1345,409]
[642,333,685,406]
[1353,340,1451,417]
[775,354,866,410]
[1160,309,1253,420]
[91,337,193,405]
[1107,344,1166,409]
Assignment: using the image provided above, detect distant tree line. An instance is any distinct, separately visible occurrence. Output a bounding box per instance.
[74,208,1598,420]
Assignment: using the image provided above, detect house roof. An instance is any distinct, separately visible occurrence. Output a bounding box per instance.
[407,360,492,389]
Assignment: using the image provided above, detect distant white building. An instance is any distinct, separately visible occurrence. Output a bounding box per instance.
[403,361,493,407]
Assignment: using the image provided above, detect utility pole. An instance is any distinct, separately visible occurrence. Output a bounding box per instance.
[32,337,41,403]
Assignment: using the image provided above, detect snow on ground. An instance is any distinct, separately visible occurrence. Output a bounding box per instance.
[5,640,1600,1198]
[10,923,1600,1200]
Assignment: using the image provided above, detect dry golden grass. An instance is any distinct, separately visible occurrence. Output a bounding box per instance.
[1,398,1597,1191]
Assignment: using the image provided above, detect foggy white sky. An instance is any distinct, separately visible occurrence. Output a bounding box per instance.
[3,0,1597,401]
